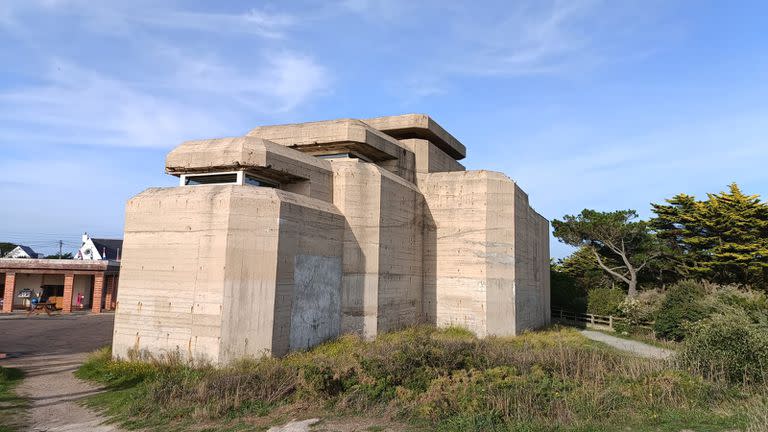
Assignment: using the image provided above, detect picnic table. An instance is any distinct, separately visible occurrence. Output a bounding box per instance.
[26,301,59,317]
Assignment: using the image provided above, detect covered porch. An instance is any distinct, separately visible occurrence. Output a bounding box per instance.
[0,259,119,314]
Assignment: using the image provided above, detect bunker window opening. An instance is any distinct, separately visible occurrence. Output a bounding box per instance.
[244,174,278,188]
[183,173,238,185]
[316,152,371,162]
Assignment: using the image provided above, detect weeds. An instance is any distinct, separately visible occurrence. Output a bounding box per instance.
[78,326,757,431]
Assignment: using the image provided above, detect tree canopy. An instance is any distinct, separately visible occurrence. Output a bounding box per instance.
[552,209,658,296]
[651,183,768,288]
[0,242,18,256]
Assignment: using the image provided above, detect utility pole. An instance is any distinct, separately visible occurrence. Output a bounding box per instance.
[58,240,63,259]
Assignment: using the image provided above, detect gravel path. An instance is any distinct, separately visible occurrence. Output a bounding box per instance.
[0,313,118,432]
[580,330,675,359]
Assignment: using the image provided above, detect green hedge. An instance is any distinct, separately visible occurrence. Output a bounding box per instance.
[680,310,768,384]
[586,288,625,316]
[654,280,708,341]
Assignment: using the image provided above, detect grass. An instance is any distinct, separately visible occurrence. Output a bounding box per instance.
[76,325,766,432]
[0,367,26,432]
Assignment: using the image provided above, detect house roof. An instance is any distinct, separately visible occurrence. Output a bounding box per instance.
[90,238,123,260]
[19,245,38,258]
[3,245,39,258]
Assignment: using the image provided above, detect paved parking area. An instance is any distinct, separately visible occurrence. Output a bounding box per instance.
[0,313,114,359]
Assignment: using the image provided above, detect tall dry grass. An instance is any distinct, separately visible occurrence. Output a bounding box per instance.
[78,326,750,431]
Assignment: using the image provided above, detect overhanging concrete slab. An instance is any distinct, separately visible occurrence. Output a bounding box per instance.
[246,119,406,162]
[363,114,466,160]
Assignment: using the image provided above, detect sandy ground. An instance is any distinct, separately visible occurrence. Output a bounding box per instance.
[0,313,118,432]
[579,329,675,359]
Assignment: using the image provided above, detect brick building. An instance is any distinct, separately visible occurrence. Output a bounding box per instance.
[0,259,120,313]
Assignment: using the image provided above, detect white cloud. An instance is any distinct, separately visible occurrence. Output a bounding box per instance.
[453,0,600,76]
[0,1,298,39]
[134,8,297,39]
[0,1,332,148]
[0,61,228,148]
[0,48,330,148]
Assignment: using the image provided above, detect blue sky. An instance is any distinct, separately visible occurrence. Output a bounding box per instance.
[1,0,767,257]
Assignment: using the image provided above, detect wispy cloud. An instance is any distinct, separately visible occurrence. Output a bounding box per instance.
[0,60,229,148]
[155,47,331,112]
[0,1,331,148]
[0,48,330,148]
[453,0,599,76]
[1,1,298,39]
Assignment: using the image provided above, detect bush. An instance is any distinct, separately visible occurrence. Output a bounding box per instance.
[619,289,665,325]
[587,288,625,316]
[654,280,708,341]
[679,310,768,384]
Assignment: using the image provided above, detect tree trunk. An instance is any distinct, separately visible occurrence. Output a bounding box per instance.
[627,276,638,297]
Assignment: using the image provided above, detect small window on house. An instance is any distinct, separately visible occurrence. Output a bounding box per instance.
[244,174,278,188]
[184,173,238,185]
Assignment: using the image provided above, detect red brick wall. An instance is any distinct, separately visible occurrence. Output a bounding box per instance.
[62,273,74,313]
[2,273,15,313]
[92,274,104,314]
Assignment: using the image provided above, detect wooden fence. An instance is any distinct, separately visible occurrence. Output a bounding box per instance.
[551,307,653,331]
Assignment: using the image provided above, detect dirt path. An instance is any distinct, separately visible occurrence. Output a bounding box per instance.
[0,314,118,432]
[580,330,675,359]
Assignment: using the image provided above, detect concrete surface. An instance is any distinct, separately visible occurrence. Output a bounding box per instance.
[0,314,118,431]
[580,330,675,360]
[363,113,467,159]
[114,113,551,363]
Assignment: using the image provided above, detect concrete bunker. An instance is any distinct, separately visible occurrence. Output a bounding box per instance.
[113,114,550,364]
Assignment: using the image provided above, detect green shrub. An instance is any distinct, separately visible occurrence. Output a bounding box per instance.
[654,280,708,341]
[701,286,768,324]
[619,289,665,326]
[680,310,768,384]
[612,320,632,335]
[587,288,625,316]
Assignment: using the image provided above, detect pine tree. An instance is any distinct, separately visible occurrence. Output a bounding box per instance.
[651,183,768,288]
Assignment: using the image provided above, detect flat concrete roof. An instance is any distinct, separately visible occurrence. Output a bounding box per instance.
[0,259,120,274]
[246,119,406,162]
[166,136,332,183]
[363,114,466,160]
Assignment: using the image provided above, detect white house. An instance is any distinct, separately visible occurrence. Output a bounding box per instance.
[76,233,123,261]
[3,245,39,259]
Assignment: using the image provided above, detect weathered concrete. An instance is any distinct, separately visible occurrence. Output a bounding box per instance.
[166,137,334,202]
[247,118,410,163]
[399,138,465,174]
[114,186,344,362]
[419,171,550,337]
[363,114,467,160]
[113,113,550,363]
[330,160,423,338]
